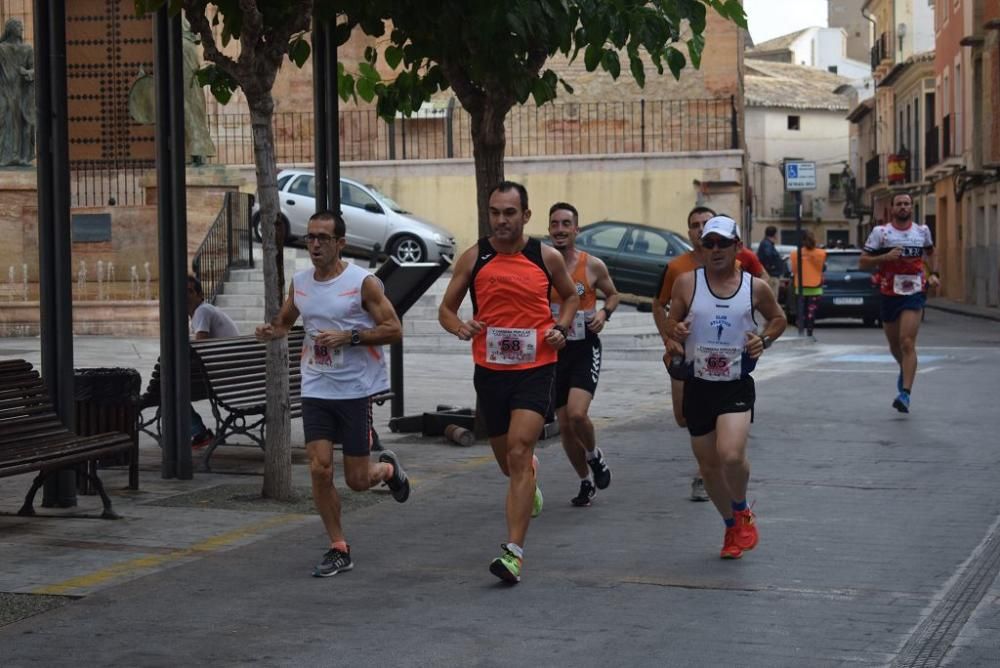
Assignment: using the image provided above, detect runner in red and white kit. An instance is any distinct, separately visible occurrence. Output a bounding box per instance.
[439,181,579,584]
[860,193,939,413]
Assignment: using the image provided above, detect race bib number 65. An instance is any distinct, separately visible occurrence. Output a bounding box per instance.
[486,327,537,365]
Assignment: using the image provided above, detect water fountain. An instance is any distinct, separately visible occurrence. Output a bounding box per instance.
[77,260,87,299]
[21,264,27,301]
[96,260,104,301]
[7,266,14,302]
[143,261,151,300]
[129,265,138,300]
[106,262,115,300]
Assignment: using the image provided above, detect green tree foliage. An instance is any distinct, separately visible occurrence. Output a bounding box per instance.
[330,0,746,233]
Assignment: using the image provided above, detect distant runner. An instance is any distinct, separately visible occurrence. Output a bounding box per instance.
[860,192,939,413]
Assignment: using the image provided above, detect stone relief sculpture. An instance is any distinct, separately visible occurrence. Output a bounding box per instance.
[127,17,216,165]
[0,18,36,167]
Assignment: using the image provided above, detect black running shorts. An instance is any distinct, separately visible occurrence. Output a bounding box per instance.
[880,292,926,323]
[682,377,755,437]
[301,396,374,456]
[473,363,556,437]
[554,338,602,409]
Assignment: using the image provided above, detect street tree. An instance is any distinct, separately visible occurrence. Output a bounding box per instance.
[135,0,315,501]
[332,0,746,234]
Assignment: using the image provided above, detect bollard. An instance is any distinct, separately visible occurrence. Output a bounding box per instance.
[444,424,474,447]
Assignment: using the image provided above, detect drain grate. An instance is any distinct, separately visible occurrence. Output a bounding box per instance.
[891,521,1000,667]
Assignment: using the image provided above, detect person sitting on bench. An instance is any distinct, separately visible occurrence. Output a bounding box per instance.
[187,274,239,448]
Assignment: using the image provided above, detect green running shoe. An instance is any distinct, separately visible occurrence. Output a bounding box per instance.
[489,545,522,583]
[532,485,544,518]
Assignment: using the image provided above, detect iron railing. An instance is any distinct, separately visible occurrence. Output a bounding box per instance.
[69,159,154,208]
[870,32,889,70]
[191,191,254,304]
[205,97,740,166]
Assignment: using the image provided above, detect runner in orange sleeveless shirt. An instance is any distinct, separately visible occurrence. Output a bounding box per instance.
[439,181,579,584]
[548,202,620,507]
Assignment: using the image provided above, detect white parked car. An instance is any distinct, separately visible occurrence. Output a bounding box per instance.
[252,170,456,263]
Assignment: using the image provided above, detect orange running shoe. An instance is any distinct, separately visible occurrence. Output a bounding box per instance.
[720,525,743,559]
[733,508,759,551]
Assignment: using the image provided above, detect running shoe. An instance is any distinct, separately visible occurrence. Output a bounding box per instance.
[733,508,759,551]
[892,391,910,414]
[896,369,904,394]
[587,448,612,489]
[720,526,743,560]
[532,485,544,517]
[571,479,596,507]
[378,450,410,502]
[690,476,709,502]
[313,546,353,577]
[489,544,522,583]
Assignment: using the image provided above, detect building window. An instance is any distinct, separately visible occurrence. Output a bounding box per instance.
[787,115,801,131]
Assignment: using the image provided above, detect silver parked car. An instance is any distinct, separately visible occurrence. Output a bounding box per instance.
[252,170,456,263]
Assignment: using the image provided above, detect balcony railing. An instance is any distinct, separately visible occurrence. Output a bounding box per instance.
[203,97,740,166]
[865,155,882,189]
[943,114,952,159]
[870,32,889,70]
[925,126,940,169]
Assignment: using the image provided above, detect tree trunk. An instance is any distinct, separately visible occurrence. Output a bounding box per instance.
[248,94,293,501]
[470,103,510,238]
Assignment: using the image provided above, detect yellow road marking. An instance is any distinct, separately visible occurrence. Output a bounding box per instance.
[32,513,308,596]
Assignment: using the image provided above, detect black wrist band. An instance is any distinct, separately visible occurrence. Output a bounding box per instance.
[553,324,568,337]
[601,307,613,320]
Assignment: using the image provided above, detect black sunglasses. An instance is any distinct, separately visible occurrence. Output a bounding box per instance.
[701,236,736,250]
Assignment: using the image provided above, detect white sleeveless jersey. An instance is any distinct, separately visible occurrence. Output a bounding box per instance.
[292,262,390,400]
[684,268,758,381]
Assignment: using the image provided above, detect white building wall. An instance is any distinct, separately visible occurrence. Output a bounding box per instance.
[747,107,852,240]
[787,27,874,100]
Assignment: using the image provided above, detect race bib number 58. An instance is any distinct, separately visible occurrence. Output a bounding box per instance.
[486,327,537,365]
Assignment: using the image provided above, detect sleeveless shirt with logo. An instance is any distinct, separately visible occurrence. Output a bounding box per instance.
[470,237,557,370]
[550,250,597,343]
[863,222,934,296]
[292,262,390,399]
[683,268,758,381]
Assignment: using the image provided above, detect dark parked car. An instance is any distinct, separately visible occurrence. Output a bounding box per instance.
[785,249,881,326]
[550,221,693,298]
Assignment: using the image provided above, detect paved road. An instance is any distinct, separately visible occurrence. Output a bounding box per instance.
[1,311,999,667]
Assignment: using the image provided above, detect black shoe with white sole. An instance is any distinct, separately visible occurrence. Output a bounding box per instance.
[571,479,596,507]
[587,448,612,490]
[314,547,353,577]
[379,450,410,502]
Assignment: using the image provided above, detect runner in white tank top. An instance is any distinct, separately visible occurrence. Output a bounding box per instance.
[664,216,787,561]
[255,210,409,578]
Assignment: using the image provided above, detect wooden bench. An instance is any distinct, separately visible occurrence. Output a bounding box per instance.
[0,359,134,519]
[140,328,392,471]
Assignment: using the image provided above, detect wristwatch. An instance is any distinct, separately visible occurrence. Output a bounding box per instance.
[761,335,773,349]
[601,307,613,321]
[350,329,362,346]
[552,324,569,338]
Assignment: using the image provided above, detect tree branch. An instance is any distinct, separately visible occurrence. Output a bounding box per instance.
[183,0,244,82]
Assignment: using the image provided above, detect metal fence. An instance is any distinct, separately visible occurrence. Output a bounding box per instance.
[192,191,254,305]
[206,97,739,166]
[69,160,154,208]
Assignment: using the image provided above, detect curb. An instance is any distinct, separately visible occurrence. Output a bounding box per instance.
[925,300,1000,323]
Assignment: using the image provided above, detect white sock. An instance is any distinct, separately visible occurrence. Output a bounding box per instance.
[580,474,594,483]
[506,543,524,559]
[586,448,601,462]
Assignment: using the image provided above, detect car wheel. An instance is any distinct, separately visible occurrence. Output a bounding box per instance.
[863,317,881,328]
[389,234,425,263]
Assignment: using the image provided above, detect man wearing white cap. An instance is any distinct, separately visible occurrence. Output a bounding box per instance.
[663,215,786,559]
